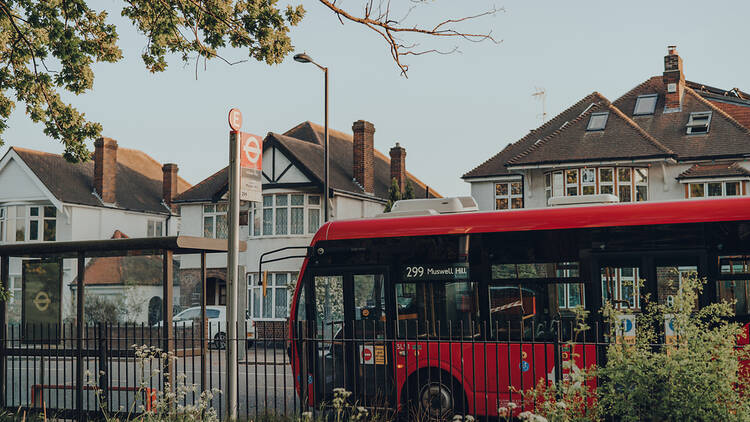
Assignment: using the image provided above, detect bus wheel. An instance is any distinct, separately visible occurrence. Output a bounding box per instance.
[418,380,456,420]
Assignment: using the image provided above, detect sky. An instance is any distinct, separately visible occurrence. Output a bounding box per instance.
[3,0,750,197]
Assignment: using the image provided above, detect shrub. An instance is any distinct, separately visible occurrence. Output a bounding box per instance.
[597,272,750,422]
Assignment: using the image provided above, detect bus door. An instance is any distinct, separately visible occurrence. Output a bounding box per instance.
[307,269,392,406]
[347,272,392,407]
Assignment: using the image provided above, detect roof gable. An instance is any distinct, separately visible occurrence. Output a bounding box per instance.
[507,95,673,167]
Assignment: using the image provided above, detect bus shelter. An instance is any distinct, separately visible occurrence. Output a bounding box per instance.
[0,236,246,420]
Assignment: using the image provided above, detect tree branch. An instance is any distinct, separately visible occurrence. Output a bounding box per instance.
[318,0,501,75]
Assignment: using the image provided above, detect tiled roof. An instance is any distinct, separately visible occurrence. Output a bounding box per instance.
[175,121,440,203]
[507,94,674,166]
[11,147,190,214]
[462,93,604,179]
[677,162,750,180]
[465,74,750,177]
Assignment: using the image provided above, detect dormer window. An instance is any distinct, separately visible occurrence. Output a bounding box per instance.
[586,112,609,131]
[686,112,712,134]
[633,94,658,115]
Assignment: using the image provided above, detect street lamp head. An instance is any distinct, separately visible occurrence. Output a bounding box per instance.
[293,53,313,63]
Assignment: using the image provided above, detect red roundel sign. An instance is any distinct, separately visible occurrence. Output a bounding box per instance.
[362,347,373,363]
[228,108,243,131]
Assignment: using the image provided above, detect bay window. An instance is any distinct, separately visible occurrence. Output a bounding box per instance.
[250,193,321,236]
[248,272,296,320]
[545,167,648,204]
[9,205,56,242]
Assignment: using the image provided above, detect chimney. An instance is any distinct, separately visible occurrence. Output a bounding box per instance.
[389,142,406,192]
[663,45,685,110]
[352,120,375,193]
[162,163,179,209]
[94,137,118,203]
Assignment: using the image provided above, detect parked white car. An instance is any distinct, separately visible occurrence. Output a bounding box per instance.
[154,306,255,349]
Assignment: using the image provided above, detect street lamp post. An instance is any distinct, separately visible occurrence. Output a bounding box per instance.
[293,52,329,222]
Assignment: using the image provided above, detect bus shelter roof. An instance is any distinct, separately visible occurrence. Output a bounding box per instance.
[0,236,246,258]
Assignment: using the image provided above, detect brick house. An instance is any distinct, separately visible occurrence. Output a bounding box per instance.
[175,120,438,339]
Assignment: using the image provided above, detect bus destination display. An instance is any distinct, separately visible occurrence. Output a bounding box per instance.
[402,263,469,281]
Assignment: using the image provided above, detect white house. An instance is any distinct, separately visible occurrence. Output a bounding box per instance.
[175,120,439,339]
[463,46,750,211]
[0,138,190,324]
[462,46,750,316]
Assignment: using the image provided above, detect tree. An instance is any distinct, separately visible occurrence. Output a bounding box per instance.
[404,179,415,200]
[0,1,499,161]
[383,177,402,212]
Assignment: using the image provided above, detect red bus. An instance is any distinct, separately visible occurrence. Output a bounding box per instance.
[288,197,750,417]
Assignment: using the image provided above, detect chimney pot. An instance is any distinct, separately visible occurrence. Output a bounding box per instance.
[389,143,406,192]
[162,163,179,209]
[352,120,375,193]
[94,137,118,203]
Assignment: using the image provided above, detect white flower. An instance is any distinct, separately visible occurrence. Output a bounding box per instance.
[556,401,567,409]
[508,402,518,409]
[465,416,475,422]
[497,406,509,416]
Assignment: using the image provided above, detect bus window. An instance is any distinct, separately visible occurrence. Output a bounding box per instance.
[601,267,642,310]
[353,274,386,339]
[396,281,479,339]
[718,256,750,317]
[656,265,698,309]
[489,284,560,341]
[314,275,344,340]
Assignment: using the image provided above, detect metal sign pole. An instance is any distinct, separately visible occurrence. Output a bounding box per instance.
[226,129,240,421]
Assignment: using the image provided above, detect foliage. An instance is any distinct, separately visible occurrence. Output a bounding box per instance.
[1,1,497,160]
[82,290,145,324]
[0,285,9,302]
[514,307,601,422]
[597,272,750,422]
[0,0,304,161]
[404,180,415,200]
[383,178,402,213]
[91,345,219,422]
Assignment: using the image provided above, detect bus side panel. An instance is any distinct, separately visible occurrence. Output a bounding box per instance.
[466,343,556,416]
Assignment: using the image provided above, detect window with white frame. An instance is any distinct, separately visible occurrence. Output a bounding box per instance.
[495,181,523,210]
[634,168,648,201]
[0,207,5,243]
[633,94,658,116]
[556,263,584,309]
[565,169,578,196]
[688,180,743,198]
[250,194,321,237]
[147,220,163,237]
[544,173,552,201]
[248,272,296,320]
[203,203,228,239]
[599,168,614,195]
[546,167,648,203]
[601,267,641,310]
[686,112,711,134]
[581,168,596,195]
[10,205,56,242]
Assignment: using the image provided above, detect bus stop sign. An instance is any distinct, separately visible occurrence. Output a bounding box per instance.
[238,132,263,203]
